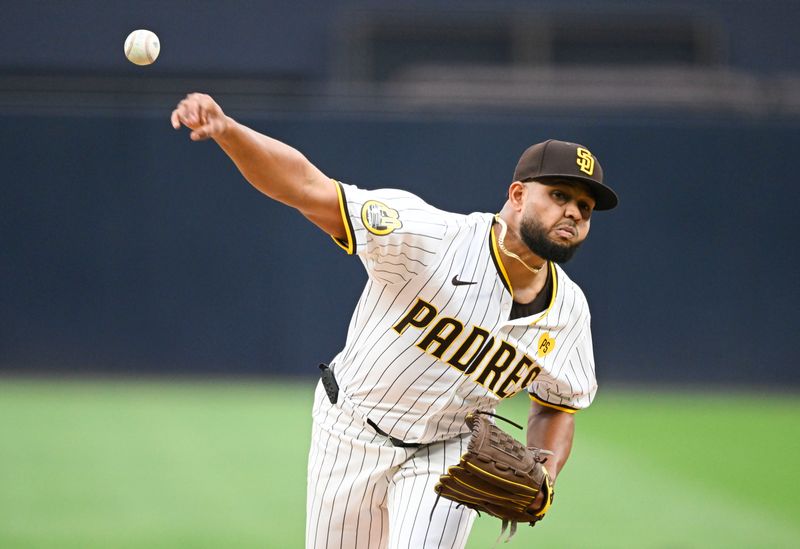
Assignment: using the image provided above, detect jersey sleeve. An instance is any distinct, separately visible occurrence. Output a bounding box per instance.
[528,315,597,413]
[331,181,453,283]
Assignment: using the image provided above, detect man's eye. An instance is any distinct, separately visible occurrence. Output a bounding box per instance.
[552,191,566,200]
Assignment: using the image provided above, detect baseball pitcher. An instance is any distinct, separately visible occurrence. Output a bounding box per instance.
[171,93,618,548]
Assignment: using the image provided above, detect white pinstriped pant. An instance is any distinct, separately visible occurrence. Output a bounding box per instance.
[306,382,476,549]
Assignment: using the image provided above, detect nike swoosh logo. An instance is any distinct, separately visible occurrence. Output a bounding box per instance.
[452,275,477,286]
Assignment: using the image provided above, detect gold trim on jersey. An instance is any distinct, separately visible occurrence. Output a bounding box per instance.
[330,180,355,255]
[488,218,513,296]
[487,218,559,324]
[529,391,579,414]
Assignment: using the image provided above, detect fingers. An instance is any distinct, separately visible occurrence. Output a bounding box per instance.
[194,114,218,139]
[171,93,221,136]
[189,117,227,141]
[172,97,200,128]
[189,124,211,141]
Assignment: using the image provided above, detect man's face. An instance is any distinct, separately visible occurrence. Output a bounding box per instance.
[518,180,595,264]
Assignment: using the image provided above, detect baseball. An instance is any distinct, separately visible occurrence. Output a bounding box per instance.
[124,29,160,66]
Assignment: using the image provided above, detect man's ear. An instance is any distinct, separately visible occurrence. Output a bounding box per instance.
[507,181,526,210]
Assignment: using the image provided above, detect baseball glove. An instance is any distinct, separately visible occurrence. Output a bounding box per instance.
[433,412,554,541]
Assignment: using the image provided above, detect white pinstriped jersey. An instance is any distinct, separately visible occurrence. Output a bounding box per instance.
[329,181,597,444]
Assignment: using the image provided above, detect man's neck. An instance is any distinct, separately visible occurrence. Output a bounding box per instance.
[492,221,549,303]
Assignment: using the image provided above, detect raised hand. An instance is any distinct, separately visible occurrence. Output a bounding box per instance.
[170,93,230,141]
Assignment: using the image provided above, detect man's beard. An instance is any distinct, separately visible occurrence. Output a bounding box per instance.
[519,215,581,264]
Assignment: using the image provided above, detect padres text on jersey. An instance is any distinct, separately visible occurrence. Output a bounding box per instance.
[329,181,596,443]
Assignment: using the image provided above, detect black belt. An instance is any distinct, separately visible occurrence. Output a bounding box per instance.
[365,418,421,448]
[319,363,421,448]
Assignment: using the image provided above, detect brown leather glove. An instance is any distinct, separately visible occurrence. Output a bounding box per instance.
[434,412,554,540]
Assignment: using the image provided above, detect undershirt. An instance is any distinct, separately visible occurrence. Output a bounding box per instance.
[509,264,553,320]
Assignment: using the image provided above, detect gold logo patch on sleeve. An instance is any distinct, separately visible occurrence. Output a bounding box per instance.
[576,148,595,176]
[361,200,403,235]
[537,333,555,358]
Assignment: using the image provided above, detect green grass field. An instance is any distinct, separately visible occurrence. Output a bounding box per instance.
[1,379,798,548]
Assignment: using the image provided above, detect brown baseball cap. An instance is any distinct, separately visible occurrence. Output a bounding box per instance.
[513,139,618,210]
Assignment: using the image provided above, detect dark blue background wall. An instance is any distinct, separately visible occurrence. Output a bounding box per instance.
[1,0,799,385]
[2,110,798,384]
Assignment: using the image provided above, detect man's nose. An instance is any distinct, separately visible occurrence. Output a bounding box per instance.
[564,201,581,220]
